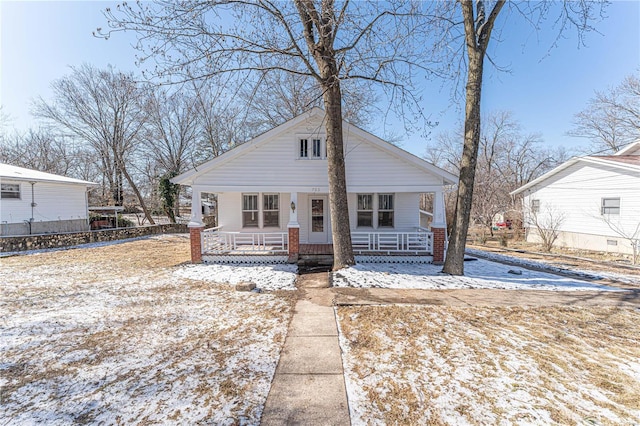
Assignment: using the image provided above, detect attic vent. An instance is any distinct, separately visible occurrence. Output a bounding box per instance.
[607,239,618,246]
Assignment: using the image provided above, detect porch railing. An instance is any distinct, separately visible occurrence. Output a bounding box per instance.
[351,228,433,254]
[202,226,288,253]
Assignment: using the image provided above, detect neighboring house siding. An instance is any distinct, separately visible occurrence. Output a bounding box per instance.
[523,162,640,254]
[1,180,89,235]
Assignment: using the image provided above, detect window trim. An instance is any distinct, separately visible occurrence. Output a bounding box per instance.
[530,199,540,213]
[601,197,620,215]
[356,194,374,228]
[296,135,325,160]
[242,193,259,228]
[378,193,395,228]
[0,183,21,200]
[262,193,280,228]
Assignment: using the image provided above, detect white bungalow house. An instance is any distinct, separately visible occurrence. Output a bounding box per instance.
[173,108,457,264]
[0,163,98,236]
[511,141,640,256]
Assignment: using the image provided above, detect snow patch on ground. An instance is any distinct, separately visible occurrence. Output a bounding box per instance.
[466,248,640,285]
[333,258,618,291]
[174,263,298,291]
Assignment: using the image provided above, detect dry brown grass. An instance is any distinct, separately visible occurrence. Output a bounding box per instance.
[0,235,295,424]
[338,305,640,425]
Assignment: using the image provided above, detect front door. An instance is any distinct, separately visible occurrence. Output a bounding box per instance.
[309,196,328,243]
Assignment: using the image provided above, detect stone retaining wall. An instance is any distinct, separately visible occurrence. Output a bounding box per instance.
[0,224,188,253]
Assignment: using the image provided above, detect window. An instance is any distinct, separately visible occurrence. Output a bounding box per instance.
[242,194,259,227]
[531,199,540,213]
[263,194,279,227]
[299,139,308,158]
[357,194,373,227]
[601,197,620,215]
[378,194,394,227]
[1,183,20,199]
[312,139,322,158]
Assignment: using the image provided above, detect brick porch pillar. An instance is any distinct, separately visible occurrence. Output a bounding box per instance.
[189,225,204,263]
[432,226,446,264]
[288,226,300,263]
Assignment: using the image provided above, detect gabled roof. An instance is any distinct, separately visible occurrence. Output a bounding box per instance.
[614,140,640,156]
[172,107,457,186]
[0,163,98,186]
[511,154,640,196]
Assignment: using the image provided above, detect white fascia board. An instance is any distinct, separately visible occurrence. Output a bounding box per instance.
[614,140,640,155]
[580,156,640,173]
[510,158,581,196]
[343,122,458,185]
[184,184,449,193]
[172,108,325,186]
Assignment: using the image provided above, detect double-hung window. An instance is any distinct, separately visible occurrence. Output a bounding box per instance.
[299,139,309,158]
[263,194,280,227]
[357,194,373,227]
[530,199,540,213]
[242,194,259,227]
[1,183,20,199]
[601,197,620,215]
[378,194,394,227]
[312,139,322,158]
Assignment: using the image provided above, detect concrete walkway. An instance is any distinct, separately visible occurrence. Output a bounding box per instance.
[261,273,350,425]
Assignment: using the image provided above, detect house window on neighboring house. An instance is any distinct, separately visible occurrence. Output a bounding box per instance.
[263,194,280,227]
[531,199,540,213]
[312,138,322,158]
[357,194,373,227]
[378,194,394,227]
[299,139,308,158]
[1,183,20,199]
[242,194,259,227]
[601,197,620,215]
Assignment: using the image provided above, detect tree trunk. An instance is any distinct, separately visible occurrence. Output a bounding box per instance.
[442,49,484,275]
[114,152,156,225]
[323,80,355,269]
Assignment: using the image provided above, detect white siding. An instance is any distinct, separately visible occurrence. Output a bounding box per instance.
[0,180,88,225]
[192,114,444,192]
[216,192,290,232]
[523,162,640,254]
[218,191,421,244]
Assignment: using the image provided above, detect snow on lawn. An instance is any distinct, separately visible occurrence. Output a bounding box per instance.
[174,263,298,291]
[466,248,640,285]
[0,236,294,425]
[332,258,618,291]
[337,305,640,425]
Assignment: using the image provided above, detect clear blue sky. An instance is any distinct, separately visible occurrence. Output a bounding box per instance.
[1,1,639,157]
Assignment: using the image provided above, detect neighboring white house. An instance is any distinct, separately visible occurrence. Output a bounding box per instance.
[172,108,457,264]
[0,164,98,236]
[511,141,640,256]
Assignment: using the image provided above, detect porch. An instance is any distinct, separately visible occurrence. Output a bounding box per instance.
[199,226,435,258]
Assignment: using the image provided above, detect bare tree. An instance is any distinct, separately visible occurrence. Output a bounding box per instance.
[600,214,640,265]
[526,202,566,252]
[570,73,640,153]
[424,1,606,275]
[101,1,429,269]
[242,69,377,132]
[426,111,566,236]
[34,64,155,224]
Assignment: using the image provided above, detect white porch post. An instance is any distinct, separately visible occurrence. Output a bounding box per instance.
[287,192,300,263]
[288,192,299,227]
[431,190,447,264]
[189,186,204,227]
[432,190,446,229]
[189,185,204,263]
